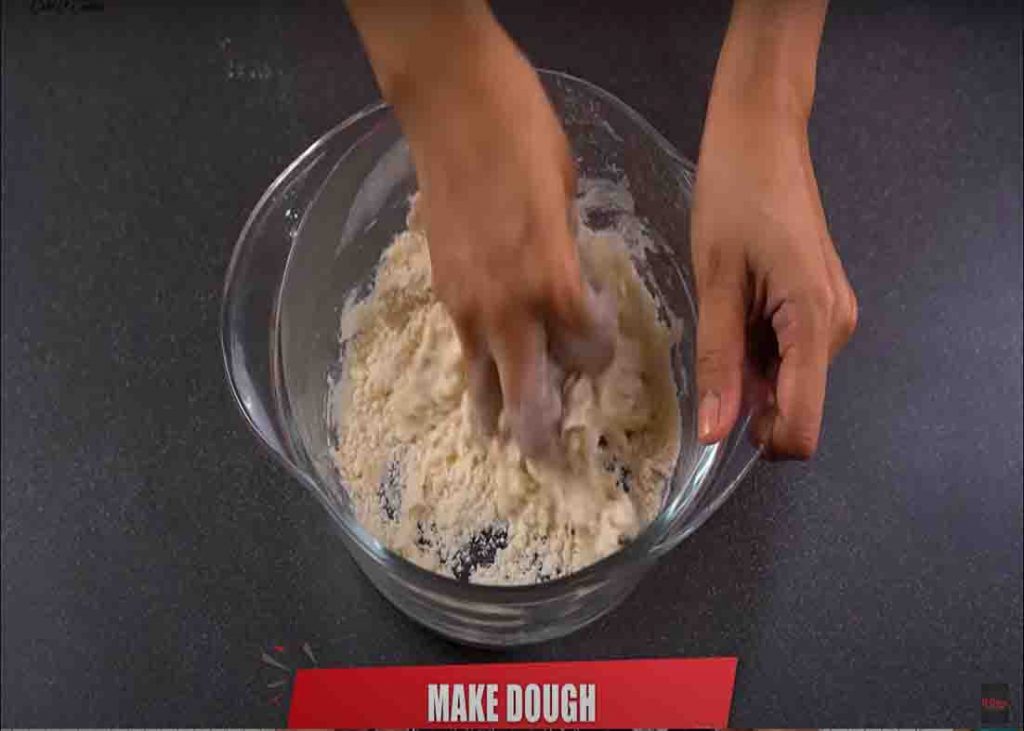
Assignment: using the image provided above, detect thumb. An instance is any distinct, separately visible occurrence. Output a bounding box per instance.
[695,254,746,444]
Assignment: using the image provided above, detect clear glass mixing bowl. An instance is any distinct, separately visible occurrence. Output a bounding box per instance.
[221,70,759,647]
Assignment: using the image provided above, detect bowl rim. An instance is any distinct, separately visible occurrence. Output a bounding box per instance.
[221,69,753,598]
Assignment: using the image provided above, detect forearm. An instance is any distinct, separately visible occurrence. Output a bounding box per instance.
[347,1,518,122]
[710,0,828,125]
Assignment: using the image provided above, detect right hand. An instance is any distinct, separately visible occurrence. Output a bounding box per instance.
[389,17,614,458]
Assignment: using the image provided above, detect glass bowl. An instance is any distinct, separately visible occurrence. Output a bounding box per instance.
[221,70,759,647]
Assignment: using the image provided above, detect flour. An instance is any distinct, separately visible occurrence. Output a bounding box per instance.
[330,190,680,585]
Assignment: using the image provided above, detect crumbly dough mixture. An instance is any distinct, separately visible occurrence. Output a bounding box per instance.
[331,194,680,585]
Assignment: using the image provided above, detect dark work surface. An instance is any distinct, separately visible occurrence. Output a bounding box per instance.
[2,0,1022,725]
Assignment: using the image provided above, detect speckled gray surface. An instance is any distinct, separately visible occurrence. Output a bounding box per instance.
[2,0,1021,726]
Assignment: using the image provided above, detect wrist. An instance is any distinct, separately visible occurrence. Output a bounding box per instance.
[708,0,827,129]
[707,65,812,135]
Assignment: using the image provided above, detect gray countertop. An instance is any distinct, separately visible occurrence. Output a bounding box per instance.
[2,0,1021,725]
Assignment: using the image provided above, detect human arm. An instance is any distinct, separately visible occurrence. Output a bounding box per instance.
[693,0,858,458]
[347,1,615,457]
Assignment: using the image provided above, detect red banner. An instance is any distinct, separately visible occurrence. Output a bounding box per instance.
[288,657,736,728]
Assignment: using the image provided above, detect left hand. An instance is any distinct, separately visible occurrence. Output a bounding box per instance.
[691,93,857,459]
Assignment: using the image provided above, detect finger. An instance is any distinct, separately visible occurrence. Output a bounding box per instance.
[745,321,780,451]
[547,278,616,377]
[766,296,830,459]
[818,236,858,359]
[695,247,746,444]
[799,153,858,361]
[487,314,561,460]
[747,360,778,453]
[453,317,501,436]
[468,356,502,437]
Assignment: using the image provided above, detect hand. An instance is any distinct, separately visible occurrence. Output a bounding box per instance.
[692,95,857,459]
[356,7,613,457]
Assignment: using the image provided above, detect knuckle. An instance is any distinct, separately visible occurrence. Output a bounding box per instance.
[806,281,837,318]
[792,283,836,341]
[843,286,859,337]
[546,274,585,315]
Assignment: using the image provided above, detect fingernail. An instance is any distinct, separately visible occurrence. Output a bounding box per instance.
[698,391,720,442]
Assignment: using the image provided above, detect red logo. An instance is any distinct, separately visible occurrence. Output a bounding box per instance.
[259,642,318,709]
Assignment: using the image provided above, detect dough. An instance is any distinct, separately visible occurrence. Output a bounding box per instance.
[331,193,680,584]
